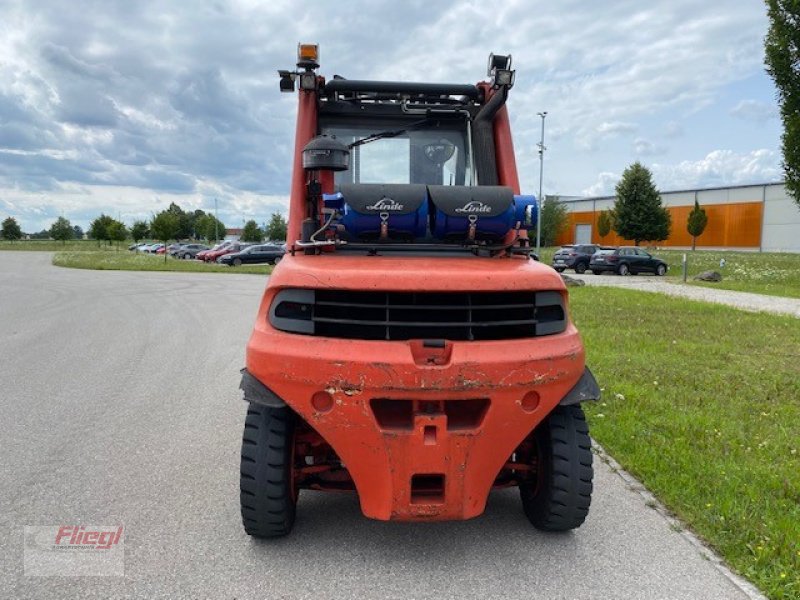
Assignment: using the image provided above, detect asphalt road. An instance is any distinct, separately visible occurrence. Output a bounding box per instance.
[0,252,754,599]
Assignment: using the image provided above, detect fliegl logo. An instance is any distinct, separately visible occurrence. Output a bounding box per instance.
[454,201,493,214]
[54,525,124,550]
[366,197,404,211]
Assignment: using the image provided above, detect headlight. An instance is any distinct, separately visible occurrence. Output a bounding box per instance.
[269,289,315,334]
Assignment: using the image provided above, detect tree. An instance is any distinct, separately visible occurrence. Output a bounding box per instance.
[597,210,613,241]
[1,216,22,241]
[50,216,74,244]
[196,214,226,242]
[538,197,569,247]
[107,221,128,250]
[612,162,671,245]
[241,219,264,242]
[266,212,287,241]
[765,0,800,207]
[686,199,708,251]
[130,220,149,243]
[150,211,180,262]
[89,214,116,244]
[166,202,195,240]
[72,225,84,240]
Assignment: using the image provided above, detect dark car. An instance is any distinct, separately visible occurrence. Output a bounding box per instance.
[175,244,210,259]
[552,244,601,274]
[219,244,285,266]
[589,247,668,276]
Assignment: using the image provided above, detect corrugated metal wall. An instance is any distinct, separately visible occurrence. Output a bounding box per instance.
[552,184,795,249]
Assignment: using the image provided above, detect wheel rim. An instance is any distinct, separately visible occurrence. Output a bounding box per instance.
[234,258,241,266]
[620,264,628,275]
[274,256,281,265]
[658,265,666,275]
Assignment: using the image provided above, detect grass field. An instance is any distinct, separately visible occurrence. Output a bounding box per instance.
[0,239,128,252]
[52,251,273,275]
[570,287,800,599]
[656,249,800,299]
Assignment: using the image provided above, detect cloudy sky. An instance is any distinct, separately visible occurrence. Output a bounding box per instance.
[0,0,783,232]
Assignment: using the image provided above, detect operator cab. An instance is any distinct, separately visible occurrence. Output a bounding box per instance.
[280,45,537,254]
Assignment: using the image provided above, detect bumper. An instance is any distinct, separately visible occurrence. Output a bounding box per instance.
[552,259,577,268]
[245,323,587,522]
[589,263,614,272]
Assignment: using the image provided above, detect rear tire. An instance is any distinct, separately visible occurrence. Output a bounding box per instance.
[240,403,297,538]
[617,263,629,276]
[574,262,587,274]
[591,270,602,275]
[520,404,593,531]
[554,267,565,273]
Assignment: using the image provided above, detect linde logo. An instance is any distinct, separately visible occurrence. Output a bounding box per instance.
[454,201,492,214]
[366,197,404,211]
[54,525,123,550]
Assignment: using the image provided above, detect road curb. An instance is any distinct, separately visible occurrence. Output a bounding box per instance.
[592,442,767,600]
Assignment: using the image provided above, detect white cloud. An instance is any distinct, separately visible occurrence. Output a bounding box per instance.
[582,172,620,197]
[581,149,782,197]
[730,99,778,123]
[633,137,667,156]
[652,149,782,189]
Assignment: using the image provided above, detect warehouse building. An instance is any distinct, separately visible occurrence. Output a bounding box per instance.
[553,182,800,252]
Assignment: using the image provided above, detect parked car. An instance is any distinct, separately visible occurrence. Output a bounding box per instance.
[196,241,231,262]
[552,244,601,274]
[167,243,185,256]
[150,244,166,254]
[219,244,285,266]
[207,242,250,263]
[589,247,668,276]
[175,244,210,259]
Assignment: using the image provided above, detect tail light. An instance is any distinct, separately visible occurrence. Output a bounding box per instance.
[606,255,619,261]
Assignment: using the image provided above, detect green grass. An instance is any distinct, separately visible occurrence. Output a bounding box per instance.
[655,249,800,299]
[0,239,125,251]
[569,287,800,599]
[52,251,273,275]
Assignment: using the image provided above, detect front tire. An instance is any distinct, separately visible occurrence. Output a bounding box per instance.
[554,267,565,273]
[520,404,593,531]
[591,270,602,275]
[240,403,297,538]
[656,264,667,276]
[233,258,242,267]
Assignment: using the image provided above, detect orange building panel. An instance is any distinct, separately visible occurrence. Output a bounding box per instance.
[555,202,763,248]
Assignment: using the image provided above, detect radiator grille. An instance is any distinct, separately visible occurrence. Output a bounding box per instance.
[272,289,566,341]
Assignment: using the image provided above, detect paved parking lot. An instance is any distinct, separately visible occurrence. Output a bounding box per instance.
[0,253,756,599]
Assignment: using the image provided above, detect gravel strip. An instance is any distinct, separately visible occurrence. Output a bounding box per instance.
[573,274,800,318]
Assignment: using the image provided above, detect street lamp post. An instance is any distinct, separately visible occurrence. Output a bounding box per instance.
[535,111,547,256]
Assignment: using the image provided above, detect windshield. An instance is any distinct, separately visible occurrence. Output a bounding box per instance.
[320,117,473,187]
